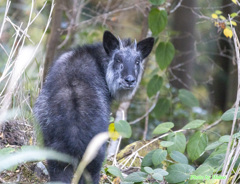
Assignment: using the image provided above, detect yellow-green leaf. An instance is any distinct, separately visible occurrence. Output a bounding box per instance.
[231,20,237,26]
[232,0,237,4]
[219,15,226,20]
[211,13,218,19]
[108,123,120,141]
[215,10,222,15]
[223,27,233,38]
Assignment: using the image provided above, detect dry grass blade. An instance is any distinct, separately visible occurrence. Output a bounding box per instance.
[71,132,109,184]
[221,18,240,184]
[0,0,55,127]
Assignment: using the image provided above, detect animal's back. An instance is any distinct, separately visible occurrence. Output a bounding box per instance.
[34,31,154,183]
[34,44,110,156]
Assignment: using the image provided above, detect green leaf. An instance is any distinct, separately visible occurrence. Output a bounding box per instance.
[152,122,174,135]
[153,98,171,119]
[156,42,175,70]
[152,173,163,181]
[165,163,195,183]
[205,141,222,151]
[187,131,208,161]
[209,143,227,158]
[149,0,166,5]
[147,75,163,98]
[160,141,174,147]
[141,150,155,167]
[231,12,238,18]
[153,168,168,176]
[107,166,123,179]
[178,89,199,108]
[215,10,222,14]
[148,8,167,35]
[183,119,206,129]
[192,164,213,176]
[124,172,147,182]
[144,166,154,174]
[167,132,186,153]
[152,149,167,166]
[219,135,230,143]
[221,108,240,121]
[170,151,188,164]
[204,154,225,169]
[114,120,132,138]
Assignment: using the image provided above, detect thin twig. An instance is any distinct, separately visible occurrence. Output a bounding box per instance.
[120,129,185,169]
[130,92,160,125]
[170,0,183,14]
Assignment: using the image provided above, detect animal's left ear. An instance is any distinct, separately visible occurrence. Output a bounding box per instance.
[137,37,154,59]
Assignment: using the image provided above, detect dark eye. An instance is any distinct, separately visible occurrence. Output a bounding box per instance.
[114,55,122,63]
[135,59,141,65]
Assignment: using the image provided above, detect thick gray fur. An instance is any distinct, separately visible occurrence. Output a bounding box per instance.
[34,31,154,184]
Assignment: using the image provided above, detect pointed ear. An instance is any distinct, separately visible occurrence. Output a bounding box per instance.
[103,31,119,55]
[137,37,154,59]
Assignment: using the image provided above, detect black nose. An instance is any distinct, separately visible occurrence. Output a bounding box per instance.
[124,75,136,85]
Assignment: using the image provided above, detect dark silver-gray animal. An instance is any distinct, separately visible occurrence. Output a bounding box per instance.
[34,31,154,183]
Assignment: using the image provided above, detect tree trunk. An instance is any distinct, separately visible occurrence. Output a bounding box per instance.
[170,0,196,89]
[43,0,63,81]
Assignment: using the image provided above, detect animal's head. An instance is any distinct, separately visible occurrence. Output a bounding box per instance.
[103,31,154,101]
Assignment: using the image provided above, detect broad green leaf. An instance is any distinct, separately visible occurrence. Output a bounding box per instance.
[156,42,175,70]
[188,165,213,184]
[153,168,168,176]
[153,98,171,119]
[152,149,167,166]
[147,75,163,98]
[107,166,123,179]
[187,131,208,161]
[152,173,163,181]
[149,0,166,5]
[170,151,188,164]
[183,119,206,129]
[233,132,240,138]
[114,120,132,138]
[205,141,222,151]
[141,150,155,167]
[124,172,147,182]
[178,89,199,108]
[221,108,240,121]
[204,154,225,169]
[209,143,227,158]
[152,122,174,135]
[160,141,174,147]
[219,135,230,143]
[167,132,186,153]
[192,164,213,176]
[148,8,167,35]
[165,163,195,183]
[144,166,154,174]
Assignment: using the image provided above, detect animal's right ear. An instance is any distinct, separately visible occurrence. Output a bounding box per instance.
[103,31,119,55]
